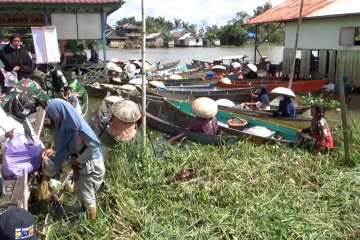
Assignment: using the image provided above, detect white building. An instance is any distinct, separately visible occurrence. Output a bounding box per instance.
[245,0,360,86]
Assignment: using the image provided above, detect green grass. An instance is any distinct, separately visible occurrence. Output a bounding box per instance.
[47,138,360,239]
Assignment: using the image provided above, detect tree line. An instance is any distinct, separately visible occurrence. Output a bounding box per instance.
[110,1,285,46]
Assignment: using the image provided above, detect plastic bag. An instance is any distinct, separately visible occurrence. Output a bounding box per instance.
[1,68,18,87]
[2,134,43,179]
[38,176,52,201]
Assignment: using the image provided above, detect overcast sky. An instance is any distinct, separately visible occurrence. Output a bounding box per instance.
[107,0,287,28]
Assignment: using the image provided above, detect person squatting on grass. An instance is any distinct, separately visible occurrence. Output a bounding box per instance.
[297,103,333,157]
[42,99,105,220]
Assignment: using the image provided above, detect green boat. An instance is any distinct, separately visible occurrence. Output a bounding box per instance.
[69,81,89,116]
[166,99,300,144]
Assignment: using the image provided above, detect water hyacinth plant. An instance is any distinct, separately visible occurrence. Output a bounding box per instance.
[301,94,340,110]
[47,136,360,239]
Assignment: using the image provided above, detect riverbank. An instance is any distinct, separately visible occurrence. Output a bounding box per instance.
[47,136,360,239]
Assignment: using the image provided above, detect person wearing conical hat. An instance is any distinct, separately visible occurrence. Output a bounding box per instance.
[109,100,141,141]
[271,87,296,118]
[189,97,220,135]
[211,65,227,79]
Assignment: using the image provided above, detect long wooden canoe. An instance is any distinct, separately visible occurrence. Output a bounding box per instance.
[149,59,181,72]
[216,78,329,92]
[166,98,299,144]
[144,84,254,102]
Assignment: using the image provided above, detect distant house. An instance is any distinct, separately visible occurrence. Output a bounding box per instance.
[170,30,202,47]
[146,33,166,47]
[245,0,360,85]
[106,23,142,48]
[247,32,256,44]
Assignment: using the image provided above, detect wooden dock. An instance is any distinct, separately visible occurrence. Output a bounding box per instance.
[0,107,46,213]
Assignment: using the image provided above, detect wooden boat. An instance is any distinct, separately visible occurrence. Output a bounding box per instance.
[143,84,254,102]
[69,80,89,116]
[120,91,299,145]
[101,91,239,145]
[149,59,181,72]
[166,98,299,144]
[216,78,329,92]
[0,107,46,213]
[151,72,243,86]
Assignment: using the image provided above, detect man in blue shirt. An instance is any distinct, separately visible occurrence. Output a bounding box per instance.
[88,43,99,63]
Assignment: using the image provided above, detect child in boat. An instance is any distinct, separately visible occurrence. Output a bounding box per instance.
[297,103,333,157]
[189,97,221,135]
[242,85,270,110]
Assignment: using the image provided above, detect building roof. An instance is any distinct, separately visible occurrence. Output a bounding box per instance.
[119,23,141,29]
[106,29,128,39]
[146,33,164,39]
[0,0,121,3]
[170,30,188,39]
[179,32,195,40]
[245,0,360,25]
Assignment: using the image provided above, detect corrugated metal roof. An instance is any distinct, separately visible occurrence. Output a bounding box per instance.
[146,33,163,39]
[245,0,360,25]
[179,32,194,40]
[0,0,121,4]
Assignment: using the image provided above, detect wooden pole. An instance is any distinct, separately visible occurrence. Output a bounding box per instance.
[335,58,352,166]
[288,0,305,89]
[23,169,28,210]
[141,0,147,155]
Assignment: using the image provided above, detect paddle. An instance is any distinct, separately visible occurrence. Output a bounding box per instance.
[166,131,188,144]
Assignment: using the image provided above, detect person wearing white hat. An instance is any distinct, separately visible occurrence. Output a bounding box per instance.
[189,97,221,135]
[211,65,227,79]
[244,63,258,79]
[271,87,296,118]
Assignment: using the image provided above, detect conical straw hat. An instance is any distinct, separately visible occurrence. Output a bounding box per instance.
[216,99,235,107]
[129,78,147,85]
[111,100,141,122]
[149,80,166,89]
[111,65,122,73]
[169,74,181,80]
[105,95,123,103]
[247,63,257,72]
[120,84,137,91]
[270,87,296,98]
[191,97,218,118]
[211,65,226,71]
[220,77,231,84]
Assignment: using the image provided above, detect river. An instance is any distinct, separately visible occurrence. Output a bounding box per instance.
[99,45,285,65]
[88,46,360,133]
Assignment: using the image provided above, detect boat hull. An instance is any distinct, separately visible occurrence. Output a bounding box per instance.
[216,78,329,92]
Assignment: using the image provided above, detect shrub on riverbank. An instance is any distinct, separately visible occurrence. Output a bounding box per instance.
[47,138,360,239]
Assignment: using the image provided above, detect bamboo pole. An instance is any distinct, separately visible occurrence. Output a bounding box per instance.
[141,0,147,154]
[23,169,28,210]
[335,58,352,166]
[288,0,305,89]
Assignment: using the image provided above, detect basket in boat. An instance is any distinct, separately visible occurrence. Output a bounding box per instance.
[227,117,248,130]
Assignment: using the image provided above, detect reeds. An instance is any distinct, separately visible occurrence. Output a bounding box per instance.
[48,139,360,239]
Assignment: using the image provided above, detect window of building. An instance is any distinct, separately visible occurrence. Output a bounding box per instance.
[339,27,360,46]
